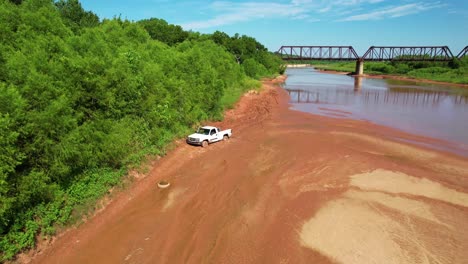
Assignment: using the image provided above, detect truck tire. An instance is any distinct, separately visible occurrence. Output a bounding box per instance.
[223,135,229,140]
[201,140,208,147]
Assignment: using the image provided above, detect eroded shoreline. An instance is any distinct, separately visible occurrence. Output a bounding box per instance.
[313,67,468,88]
[29,76,468,264]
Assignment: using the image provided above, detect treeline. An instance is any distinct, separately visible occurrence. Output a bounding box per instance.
[0,0,284,260]
[366,58,468,84]
[310,56,468,84]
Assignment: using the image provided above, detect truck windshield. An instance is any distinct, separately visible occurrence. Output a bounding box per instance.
[196,128,210,135]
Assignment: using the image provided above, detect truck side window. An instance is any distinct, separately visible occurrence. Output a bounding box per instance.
[210,129,215,135]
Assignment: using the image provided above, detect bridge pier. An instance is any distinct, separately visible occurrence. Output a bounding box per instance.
[355,59,364,75]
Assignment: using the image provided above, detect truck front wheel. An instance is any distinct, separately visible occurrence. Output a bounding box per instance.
[201,140,208,147]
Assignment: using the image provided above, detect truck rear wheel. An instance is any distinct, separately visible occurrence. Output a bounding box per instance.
[201,140,208,147]
[223,135,229,140]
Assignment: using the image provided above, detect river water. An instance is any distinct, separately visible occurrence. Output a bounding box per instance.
[284,67,468,156]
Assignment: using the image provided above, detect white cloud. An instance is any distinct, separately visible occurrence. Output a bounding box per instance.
[181,0,444,30]
[335,0,385,6]
[291,0,313,5]
[318,6,331,13]
[340,2,444,21]
[182,1,311,29]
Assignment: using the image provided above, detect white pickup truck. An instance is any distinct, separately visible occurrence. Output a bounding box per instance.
[186,126,232,147]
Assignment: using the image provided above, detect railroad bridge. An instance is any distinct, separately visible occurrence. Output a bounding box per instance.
[277,45,467,75]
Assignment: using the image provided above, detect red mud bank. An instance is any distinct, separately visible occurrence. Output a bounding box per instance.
[28,76,468,264]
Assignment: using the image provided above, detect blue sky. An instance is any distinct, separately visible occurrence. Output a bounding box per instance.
[80,0,467,54]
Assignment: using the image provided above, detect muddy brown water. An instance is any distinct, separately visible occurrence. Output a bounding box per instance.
[285,67,468,156]
[29,77,468,264]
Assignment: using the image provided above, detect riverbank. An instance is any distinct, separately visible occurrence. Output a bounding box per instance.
[29,76,468,264]
[309,60,468,88]
[310,65,468,88]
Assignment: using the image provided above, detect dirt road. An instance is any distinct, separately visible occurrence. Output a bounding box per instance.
[30,76,468,264]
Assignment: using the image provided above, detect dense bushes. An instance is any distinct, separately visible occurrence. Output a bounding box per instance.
[208,31,285,76]
[0,0,284,260]
[138,18,188,46]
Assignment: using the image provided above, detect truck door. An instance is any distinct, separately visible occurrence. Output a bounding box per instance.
[216,128,223,140]
[215,128,222,141]
[209,129,216,142]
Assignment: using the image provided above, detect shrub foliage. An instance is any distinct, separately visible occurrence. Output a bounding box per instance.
[0,0,284,260]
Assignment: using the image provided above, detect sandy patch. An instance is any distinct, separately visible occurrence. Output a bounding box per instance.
[300,169,468,264]
[301,198,412,264]
[300,196,463,264]
[345,190,449,227]
[162,188,187,212]
[351,169,468,208]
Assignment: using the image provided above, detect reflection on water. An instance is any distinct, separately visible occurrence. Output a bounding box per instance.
[284,67,468,155]
[354,77,362,91]
[287,87,467,106]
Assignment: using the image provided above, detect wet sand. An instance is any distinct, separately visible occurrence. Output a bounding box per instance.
[29,76,468,264]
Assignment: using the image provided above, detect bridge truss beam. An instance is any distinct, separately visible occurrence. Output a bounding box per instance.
[457,46,468,59]
[277,46,359,61]
[278,46,468,62]
[361,46,454,61]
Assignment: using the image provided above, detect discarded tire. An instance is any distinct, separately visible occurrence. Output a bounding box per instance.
[157,181,170,189]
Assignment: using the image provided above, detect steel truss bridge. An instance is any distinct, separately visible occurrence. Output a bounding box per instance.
[277,45,467,75]
[278,46,467,62]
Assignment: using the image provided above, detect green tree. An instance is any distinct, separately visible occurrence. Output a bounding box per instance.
[0,0,283,260]
[55,0,99,33]
[138,18,188,46]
